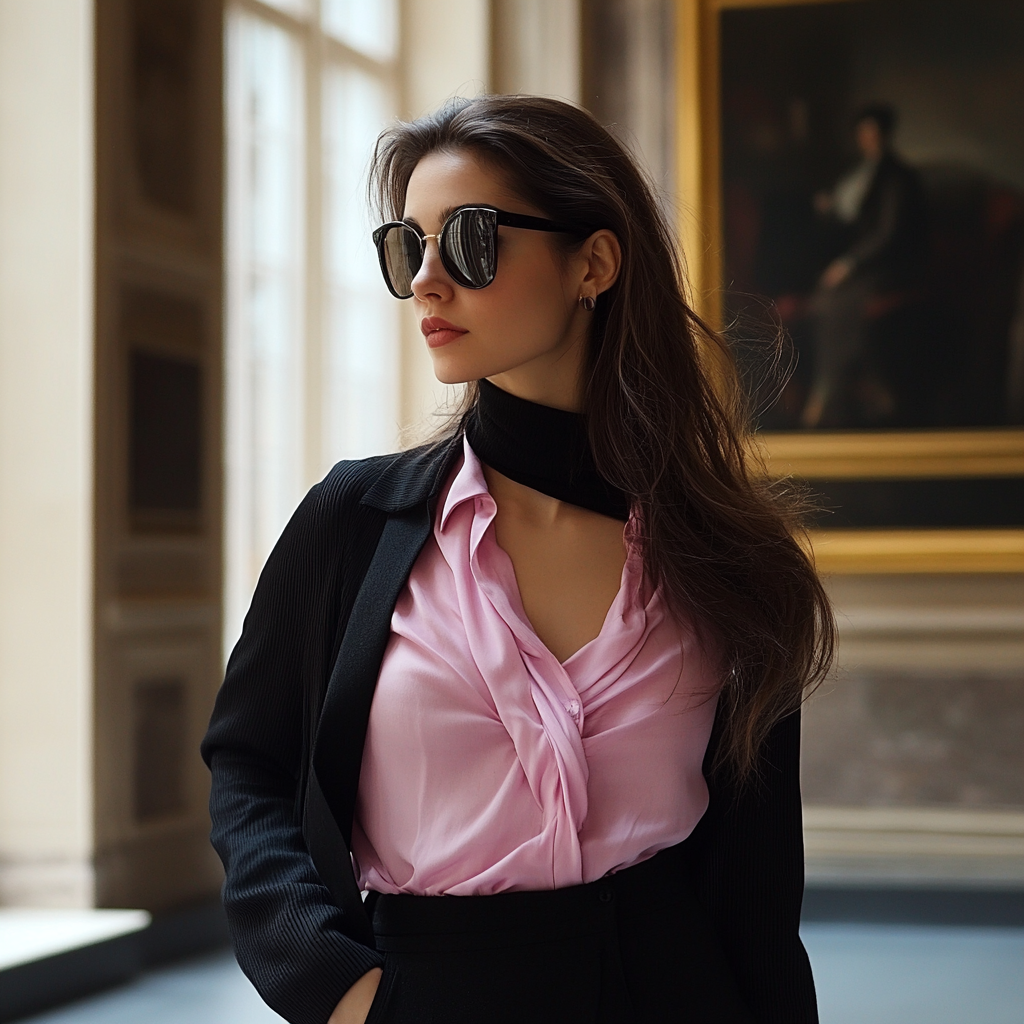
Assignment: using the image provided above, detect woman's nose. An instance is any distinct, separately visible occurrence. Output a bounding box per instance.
[411,235,454,300]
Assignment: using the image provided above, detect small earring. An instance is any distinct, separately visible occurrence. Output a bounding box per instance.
[579,294,596,311]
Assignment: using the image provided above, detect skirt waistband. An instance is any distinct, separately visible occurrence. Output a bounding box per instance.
[370,841,689,953]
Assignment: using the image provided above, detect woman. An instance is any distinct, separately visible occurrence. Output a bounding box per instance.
[202,96,834,1024]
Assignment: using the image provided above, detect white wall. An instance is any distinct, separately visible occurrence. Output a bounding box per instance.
[492,0,581,102]
[0,0,95,907]
[398,0,491,440]
[404,0,490,119]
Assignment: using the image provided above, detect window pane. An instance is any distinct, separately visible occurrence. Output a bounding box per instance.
[322,64,399,464]
[225,12,305,653]
[322,0,397,61]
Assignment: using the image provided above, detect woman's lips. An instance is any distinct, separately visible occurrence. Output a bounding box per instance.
[421,317,468,349]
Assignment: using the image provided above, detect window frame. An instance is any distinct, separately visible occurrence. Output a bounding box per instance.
[223,0,402,654]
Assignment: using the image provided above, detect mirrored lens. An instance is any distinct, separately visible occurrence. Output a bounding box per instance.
[443,208,497,288]
[382,224,422,297]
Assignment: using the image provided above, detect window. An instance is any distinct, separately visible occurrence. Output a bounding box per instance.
[225,0,400,653]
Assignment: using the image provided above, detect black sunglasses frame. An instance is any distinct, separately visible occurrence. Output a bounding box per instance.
[372,204,571,299]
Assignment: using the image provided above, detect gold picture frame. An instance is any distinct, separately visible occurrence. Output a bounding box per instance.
[674,0,1024,573]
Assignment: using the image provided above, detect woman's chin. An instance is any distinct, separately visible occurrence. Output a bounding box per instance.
[429,351,513,387]
[431,363,477,386]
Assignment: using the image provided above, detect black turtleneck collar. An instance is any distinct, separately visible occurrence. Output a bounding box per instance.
[464,378,630,521]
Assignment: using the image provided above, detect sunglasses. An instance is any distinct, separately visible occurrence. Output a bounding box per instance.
[372,204,570,299]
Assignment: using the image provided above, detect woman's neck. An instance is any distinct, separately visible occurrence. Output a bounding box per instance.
[482,319,587,412]
[465,378,629,521]
[484,371,580,412]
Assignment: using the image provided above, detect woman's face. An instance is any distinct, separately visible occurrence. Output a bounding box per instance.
[855,118,884,160]
[401,148,617,409]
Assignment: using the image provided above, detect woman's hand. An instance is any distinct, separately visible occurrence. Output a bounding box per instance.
[328,967,383,1024]
[820,257,852,289]
[813,189,834,216]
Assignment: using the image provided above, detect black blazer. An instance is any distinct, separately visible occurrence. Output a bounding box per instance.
[201,435,817,1024]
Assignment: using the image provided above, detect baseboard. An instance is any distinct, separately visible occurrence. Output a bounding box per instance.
[802,884,1024,926]
[0,930,141,1023]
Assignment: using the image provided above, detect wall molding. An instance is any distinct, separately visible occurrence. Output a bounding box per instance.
[804,806,1024,886]
[836,606,1024,636]
[0,858,95,909]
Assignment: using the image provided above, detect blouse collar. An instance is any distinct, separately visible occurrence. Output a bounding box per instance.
[438,438,491,533]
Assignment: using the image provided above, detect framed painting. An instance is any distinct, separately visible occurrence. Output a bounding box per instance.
[675,0,1024,571]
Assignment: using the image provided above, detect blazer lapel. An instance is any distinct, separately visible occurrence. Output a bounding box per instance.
[311,505,434,844]
[302,436,461,941]
[303,505,433,942]
[311,435,461,837]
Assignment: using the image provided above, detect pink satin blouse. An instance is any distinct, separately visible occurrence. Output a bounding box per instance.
[350,438,719,897]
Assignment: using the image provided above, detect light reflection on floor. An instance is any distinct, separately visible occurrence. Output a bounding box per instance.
[21,950,286,1024]
[803,923,1024,1024]
[19,925,1024,1024]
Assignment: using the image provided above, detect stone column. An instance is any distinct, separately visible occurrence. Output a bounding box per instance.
[0,0,95,908]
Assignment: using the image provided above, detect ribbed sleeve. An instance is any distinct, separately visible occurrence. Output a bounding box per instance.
[202,459,394,1024]
[206,753,383,1023]
[687,709,818,1023]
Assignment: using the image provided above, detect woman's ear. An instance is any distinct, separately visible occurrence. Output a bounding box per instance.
[581,229,622,297]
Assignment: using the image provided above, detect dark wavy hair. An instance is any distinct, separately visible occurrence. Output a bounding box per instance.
[369,95,835,779]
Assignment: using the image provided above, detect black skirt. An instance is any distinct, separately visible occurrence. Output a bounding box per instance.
[364,840,755,1024]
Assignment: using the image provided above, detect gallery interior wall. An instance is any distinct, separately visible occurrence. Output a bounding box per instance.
[0,0,579,913]
[3,0,1018,915]
[91,0,226,912]
[669,0,1024,885]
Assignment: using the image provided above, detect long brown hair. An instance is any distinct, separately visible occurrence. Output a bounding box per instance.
[370,95,835,780]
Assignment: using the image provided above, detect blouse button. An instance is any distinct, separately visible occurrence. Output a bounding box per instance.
[598,888,614,904]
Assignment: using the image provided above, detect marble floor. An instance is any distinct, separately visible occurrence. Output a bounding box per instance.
[804,923,1024,1024]
[18,924,1024,1024]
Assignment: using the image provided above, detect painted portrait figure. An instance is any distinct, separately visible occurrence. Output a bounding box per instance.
[802,104,928,428]
[720,0,1024,434]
